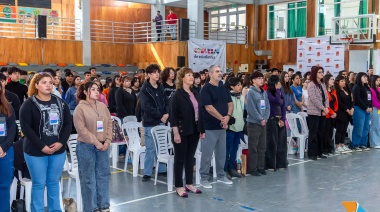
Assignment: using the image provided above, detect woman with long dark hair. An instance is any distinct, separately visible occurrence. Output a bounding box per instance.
[322,74,337,155]
[0,82,16,211]
[334,75,353,153]
[265,75,287,170]
[108,75,120,114]
[370,75,380,148]
[20,73,72,211]
[352,72,372,151]
[290,74,304,113]
[115,75,137,119]
[161,67,176,99]
[131,77,141,96]
[307,66,329,160]
[170,67,204,197]
[73,81,113,211]
[280,71,295,113]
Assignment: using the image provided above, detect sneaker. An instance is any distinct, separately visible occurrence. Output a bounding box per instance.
[225,172,232,180]
[360,146,370,151]
[336,146,344,153]
[142,175,151,182]
[228,169,243,178]
[375,146,380,149]
[343,146,352,153]
[217,176,233,185]
[322,153,329,157]
[354,147,362,152]
[258,169,267,175]
[200,180,212,189]
[100,208,110,212]
[248,170,261,176]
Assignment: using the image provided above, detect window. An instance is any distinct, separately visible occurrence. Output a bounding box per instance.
[208,5,246,31]
[268,1,307,39]
[317,0,368,36]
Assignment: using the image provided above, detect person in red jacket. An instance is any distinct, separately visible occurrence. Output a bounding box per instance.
[323,74,338,155]
[167,9,178,40]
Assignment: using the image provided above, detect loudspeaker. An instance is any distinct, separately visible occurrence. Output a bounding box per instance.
[36,15,47,38]
[177,56,185,68]
[179,18,189,41]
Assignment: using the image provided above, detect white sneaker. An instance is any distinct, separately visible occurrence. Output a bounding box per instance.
[343,146,352,153]
[360,146,370,151]
[336,146,344,153]
[374,146,380,149]
[200,180,212,189]
[354,147,362,152]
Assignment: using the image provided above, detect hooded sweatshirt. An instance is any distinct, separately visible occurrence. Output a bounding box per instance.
[73,100,113,146]
[246,85,270,125]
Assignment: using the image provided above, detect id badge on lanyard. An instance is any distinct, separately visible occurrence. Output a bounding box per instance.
[49,106,59,126]
[0,117,6,136]
[260,99,266,110]
[96,117,104,132]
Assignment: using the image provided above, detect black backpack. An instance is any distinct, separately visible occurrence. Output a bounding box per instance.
[11,199,26,212]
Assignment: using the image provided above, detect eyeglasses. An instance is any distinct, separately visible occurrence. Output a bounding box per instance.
[317,71,324,74]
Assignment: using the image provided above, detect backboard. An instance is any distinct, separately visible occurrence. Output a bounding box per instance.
[330,14,376,45]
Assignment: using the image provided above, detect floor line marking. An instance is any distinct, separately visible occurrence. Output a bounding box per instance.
[287,158,306,162]
[112,167,168,185]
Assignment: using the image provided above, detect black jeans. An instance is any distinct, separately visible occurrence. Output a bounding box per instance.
[265,117,287,170]
[173,133,199,187]
[308,115,325,157]
[322,118,335,154]
[335,119,349,145]
[247,122,266,172]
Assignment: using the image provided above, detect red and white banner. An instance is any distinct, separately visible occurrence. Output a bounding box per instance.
[297,37,345,76]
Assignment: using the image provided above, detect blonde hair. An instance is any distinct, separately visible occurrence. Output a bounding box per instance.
[28,73,53,97]
[176,67,194,90]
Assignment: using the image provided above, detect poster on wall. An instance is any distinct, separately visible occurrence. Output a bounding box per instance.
[0,5,16,23]
[17,7,59,25]
[188,38,226,73]
[297,37,345,76]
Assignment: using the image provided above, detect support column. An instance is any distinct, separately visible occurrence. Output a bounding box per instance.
[75,0,91,65]
[188,0,204,39]
[151,1,165,42]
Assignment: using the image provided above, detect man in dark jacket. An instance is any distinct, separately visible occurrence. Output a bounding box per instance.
[139,64,169,182]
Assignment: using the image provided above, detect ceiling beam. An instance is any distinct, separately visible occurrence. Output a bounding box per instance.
[118,0,156,4]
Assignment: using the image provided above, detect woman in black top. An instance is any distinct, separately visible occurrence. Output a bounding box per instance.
[108,74,120,115]
[0,82,16,211]
[170,67,204,197]
[131,77,141,96]
[115,75,137,119]
[352,72,372,151]
[161,67,176,99]
[20,73,72,211]
[334,75,353,153]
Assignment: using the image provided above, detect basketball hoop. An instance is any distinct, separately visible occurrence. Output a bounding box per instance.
[339,38,353,50]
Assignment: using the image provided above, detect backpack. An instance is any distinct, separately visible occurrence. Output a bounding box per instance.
[11,199,26,212]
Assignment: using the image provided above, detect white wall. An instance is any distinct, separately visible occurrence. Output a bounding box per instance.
[349,50,369,72]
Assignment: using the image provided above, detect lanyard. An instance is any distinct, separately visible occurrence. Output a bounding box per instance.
[86,100,99,117]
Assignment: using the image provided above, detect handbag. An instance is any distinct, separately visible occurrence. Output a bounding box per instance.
[63,198,77,212]
[11,199,26,212]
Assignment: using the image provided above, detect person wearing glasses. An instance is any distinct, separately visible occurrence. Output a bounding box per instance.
[73,81,113,212]
[20,73,72,211]
[246,71,270,176]
[307,66,329,160]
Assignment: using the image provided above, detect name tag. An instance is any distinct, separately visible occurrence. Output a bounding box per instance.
[49,112,59,125]
[368,93,371,101]
[0,118,6,137]
[97,121,104,132]
[260,100,266,110]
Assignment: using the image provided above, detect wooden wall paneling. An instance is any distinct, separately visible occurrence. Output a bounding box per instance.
[91,42,133,65]
[344,50,349,72]
[258,5,267,41]
[165,6,187,20]
[246,4,254,45]
[132,42,181,69]
[0,38,42,64]
[42,40,82,64]
[307,0,316,38]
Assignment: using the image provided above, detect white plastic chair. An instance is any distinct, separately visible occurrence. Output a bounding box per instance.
[67,134,83,211]
[151,126,174,191]
[194,140,217,184]
[286,113,308,159]
[110,116,127,168]
[297,112,309,134]
[122,122,146,177]
[347,123,353,142]
[122,116,138,124]
[10,177,17,204]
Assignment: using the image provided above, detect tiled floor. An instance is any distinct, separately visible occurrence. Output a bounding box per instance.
[62,150,380,211]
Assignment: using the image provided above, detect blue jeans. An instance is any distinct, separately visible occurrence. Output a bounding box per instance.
[143,126,166,176]
[24,152,66,212]
[168,24,177,39]
[352,106,370,148]
[370,108,380,147]
[0,147,14,212]
[225,131,241,171]
[76,142,110,212]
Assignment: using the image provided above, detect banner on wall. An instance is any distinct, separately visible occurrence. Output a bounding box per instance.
[0,5,16,23]
[18,7,59,25]
[297,37,345,76]
[188,38,226,73]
